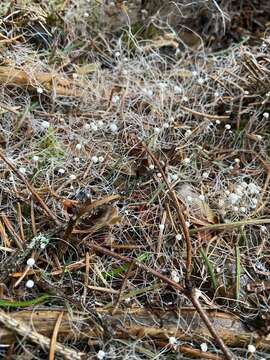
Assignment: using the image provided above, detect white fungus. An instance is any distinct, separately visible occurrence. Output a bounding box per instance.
[185,129,192,137]
[159,224,165,231]
[263,112,269,119]
[142,88,153,97]
[169,337,177,345]
[112,95,120,104]
[75,143,82,150]
[69,174,76,181]
[183,158,191,164]
[175,233,182,241]
[149,164,155,170]
[171,174,178,181]
[174,85,182,94]
[90,123,98,131]
[182,96,189,102]
[97,350,106,360]
[247,344,256,353]
[225,124,231,130]
[197,77,204,85]
[97,120,104,128]
[200,343,208,352]
[171,270,180,283]
[36,87,43,94]
[26,279,34,288]
[19,167,26,174]
[110,123,118,133]
[91,156,99,163]
[247,183,260,195]
[41,120,50,129]
[202,172,209,179]
[32,155,39,162]
[58,168,65,174]
[228,193,239,205]
[26,258,35,267]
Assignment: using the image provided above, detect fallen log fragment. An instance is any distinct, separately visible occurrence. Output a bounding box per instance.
[0,66,83,96]
[0,307,269,357]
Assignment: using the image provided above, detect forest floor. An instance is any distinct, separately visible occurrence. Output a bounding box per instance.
[0,1,270,359]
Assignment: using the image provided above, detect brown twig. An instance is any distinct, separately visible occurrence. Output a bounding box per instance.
[112,260,135,315]
[0,150,61,226]
[49,312,64,360]
[178,104,230,120]
[1,212,24,250]
[159,341,224,360]
[143,145,192,283]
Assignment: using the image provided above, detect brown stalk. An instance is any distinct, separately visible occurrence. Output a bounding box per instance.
[112,260,135,315]
[0,150,61,226]
[49,312,64,360]
[143,145,192,282]
[159,341,224,360]
[1,212,24,250]
[178,104,230,120]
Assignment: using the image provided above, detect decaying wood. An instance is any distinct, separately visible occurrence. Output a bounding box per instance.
[0,66,83,96]
[1,308,269,352]
[0,310,85,360]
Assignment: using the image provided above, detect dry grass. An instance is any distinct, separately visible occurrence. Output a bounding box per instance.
[0,1,270,359]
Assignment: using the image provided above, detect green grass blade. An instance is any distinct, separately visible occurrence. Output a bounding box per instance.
[0,294,50,308]
[104,251,150,278]
[235,245,241,300]
[200,248,217,290]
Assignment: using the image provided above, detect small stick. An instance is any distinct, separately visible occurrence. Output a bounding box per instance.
[0,150,61,225]
[1,213,23,250]
[190,218,270,233]
[112,260,135,315]
[0,219,11,247]
[49,312,64,360]
[143,145,192,284]
[82,252,90,304]
[178,104,230,120]
[157,210,166,256]
[17,203,25,242]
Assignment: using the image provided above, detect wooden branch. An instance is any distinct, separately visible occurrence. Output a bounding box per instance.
[1,308,268,354]
[0,310,85,360]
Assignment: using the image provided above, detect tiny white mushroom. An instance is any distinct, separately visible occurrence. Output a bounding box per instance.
[26,258,35,267]
[26,279,34,288]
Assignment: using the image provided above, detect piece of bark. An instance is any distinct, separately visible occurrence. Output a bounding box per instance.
[0,66,83,96]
